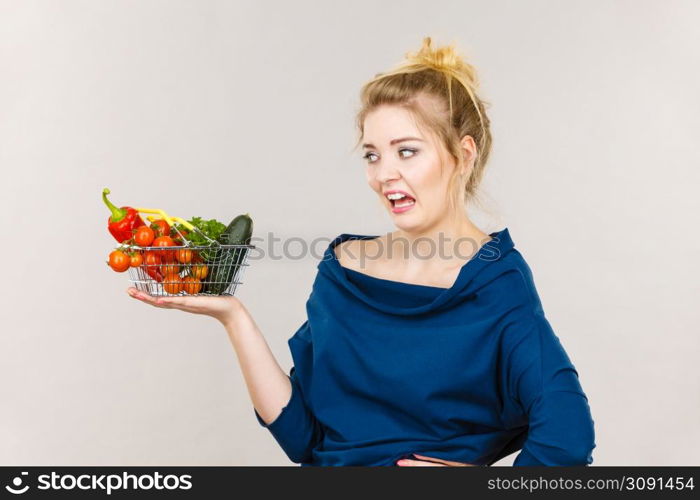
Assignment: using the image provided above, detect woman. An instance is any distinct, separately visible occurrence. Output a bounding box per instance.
[127,37,596,467]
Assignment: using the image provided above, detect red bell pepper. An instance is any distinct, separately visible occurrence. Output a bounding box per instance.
[142,251,165,283]
[102,188,145,243]
[145,265,165,283]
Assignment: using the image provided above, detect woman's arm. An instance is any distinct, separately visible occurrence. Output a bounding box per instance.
[224,306,325,463]
[221,301,292,425]
[127,287,324,463]
[505,313,596,466]
[128,287,292,424]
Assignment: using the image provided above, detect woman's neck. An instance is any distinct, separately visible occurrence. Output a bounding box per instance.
[391,214,491,263]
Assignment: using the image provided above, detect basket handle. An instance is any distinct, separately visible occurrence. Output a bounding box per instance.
[134,207,189,229]
[135,207,218,246]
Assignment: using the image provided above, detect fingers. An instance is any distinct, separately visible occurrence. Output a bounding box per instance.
[396,454,475,467]
[412,454,474,466]
[151,295,184,307]
[127,287,159,306]
[126,287,209,314]
[126,287,176,308]
[396,459,446,466]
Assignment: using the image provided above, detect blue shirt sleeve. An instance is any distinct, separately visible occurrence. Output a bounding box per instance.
[253,321,324,464]
[505,313,596,466]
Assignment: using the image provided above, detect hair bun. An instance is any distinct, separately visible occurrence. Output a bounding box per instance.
[405,36,479,90]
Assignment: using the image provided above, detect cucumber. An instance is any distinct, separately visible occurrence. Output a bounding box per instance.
[203,213,253,294]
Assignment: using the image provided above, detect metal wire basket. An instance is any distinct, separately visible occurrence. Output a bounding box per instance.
[120,208,254,297]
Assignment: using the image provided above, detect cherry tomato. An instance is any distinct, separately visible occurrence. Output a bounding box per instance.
[190,263,208,280]
[129,251,144,267]
[162,262,180,275]
[108,250,130,272]
[162,272,182,294]
[143,251,162,271]
[176,248,193,264]
[182,276,202,294]
[172,229,189,245]
[150,219,170,238]
[134,225,155,247]
[153,235,177,262]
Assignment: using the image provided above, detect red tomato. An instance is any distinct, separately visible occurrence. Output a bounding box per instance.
[144,251,160,263]
[176,248,193,264]
[162,263,180,275]
[150,219,170,238]
[141,251,164,282]
[182,276,202,294]
[134,225,155,247]
[172,228,189,244]
[190,263,208,280]
[162,272,182,294]
[108,250,130,272]
[143,251,162,269]
[129,252,144,267]
[153,235,177,262]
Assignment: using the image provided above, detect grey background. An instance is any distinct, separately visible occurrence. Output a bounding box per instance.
[1,0,698,465]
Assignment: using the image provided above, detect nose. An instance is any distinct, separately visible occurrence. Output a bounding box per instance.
[372,159,401,184]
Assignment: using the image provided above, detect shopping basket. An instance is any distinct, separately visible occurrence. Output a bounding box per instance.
[119,207,254,296]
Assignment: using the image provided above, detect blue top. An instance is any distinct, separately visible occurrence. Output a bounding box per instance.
[254,227,596,466]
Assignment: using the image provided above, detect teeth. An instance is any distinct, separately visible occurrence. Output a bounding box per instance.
[387,193,408,200]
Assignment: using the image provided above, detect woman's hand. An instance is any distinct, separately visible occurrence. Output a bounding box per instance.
[396,454,477,466]
[126,286,242,326]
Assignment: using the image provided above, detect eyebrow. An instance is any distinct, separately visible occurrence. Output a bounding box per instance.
[362,137,424,149]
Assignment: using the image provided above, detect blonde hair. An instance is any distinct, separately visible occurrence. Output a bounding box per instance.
[353,36,494,221]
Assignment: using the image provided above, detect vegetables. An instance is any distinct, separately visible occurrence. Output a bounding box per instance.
[178,217,227,244]
[190,263,208,280]
[134,226,155,247]
[102,188,145,243]
[162,262,180,275]
[176,248,193,264]
[143,251,165,282]
[163,273,182,294]
[150,219,170,239]
[153,235,177,262]
[129,252,143,267]
[173,216,227,262]
[172,229,189,245]
[103,193,254,296]
[108,250,131,272]
[203,213,253,294]
[182,276,202,294]
[220,213,253,246]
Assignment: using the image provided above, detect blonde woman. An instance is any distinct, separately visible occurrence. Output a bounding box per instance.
[127,37,596,467]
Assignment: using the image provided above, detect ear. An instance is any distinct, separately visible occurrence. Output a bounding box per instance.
[459,134,477,176]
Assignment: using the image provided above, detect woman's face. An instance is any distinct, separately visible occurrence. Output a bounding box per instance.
[362,104,462,232]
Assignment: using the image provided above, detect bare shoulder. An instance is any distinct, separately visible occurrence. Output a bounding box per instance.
[333,236,383,272]
[333,238,362,271]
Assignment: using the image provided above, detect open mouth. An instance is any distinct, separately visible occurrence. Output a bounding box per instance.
[386,193,416,208]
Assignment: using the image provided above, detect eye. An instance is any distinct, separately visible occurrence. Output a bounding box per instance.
[362,148,418,163]
[362,152,378,163]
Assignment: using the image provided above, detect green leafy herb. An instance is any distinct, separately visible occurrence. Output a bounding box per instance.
[175,216,227,245]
